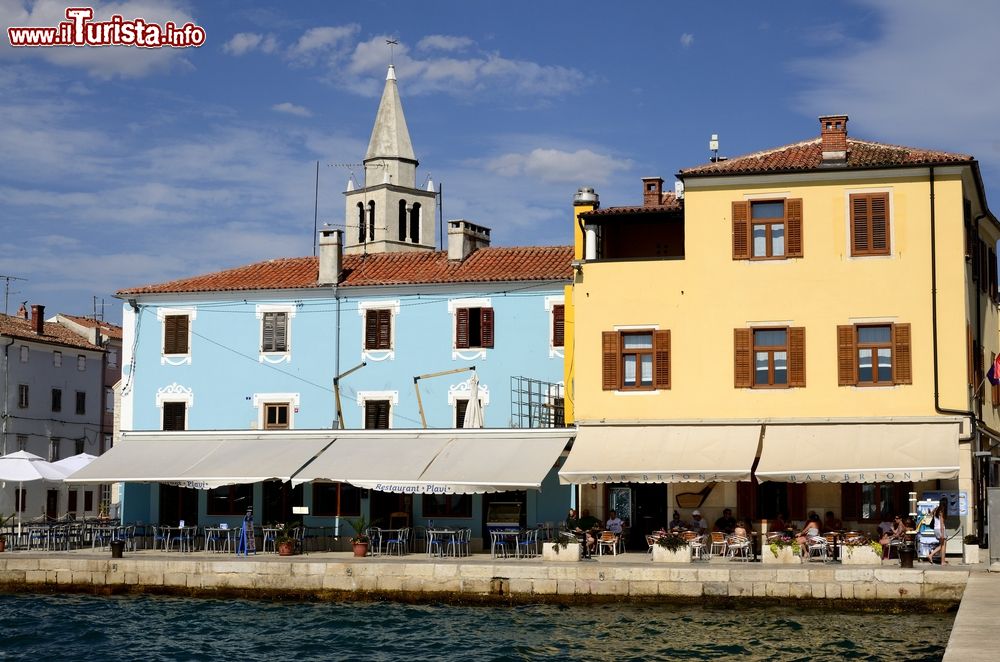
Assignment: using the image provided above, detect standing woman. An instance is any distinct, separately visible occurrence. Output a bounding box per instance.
[928,498,948,565]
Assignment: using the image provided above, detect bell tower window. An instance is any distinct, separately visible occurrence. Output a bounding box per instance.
[398,200,407,241]
[368,201,376,241]
[357,203,365,243]
[410,202,421,244]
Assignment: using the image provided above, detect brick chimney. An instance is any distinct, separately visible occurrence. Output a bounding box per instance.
[447,220,491,261]
[819,115,849,162]
[30,304,44,335]
[642,177,664,207]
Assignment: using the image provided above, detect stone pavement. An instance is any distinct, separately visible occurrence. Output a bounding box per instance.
[942,571,1000,661]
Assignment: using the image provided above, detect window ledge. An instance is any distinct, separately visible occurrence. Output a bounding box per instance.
[363,348,395,362]
[453,348,487,361]
[259,351,290,364]
[613,389,661,397]
[161,354,191,366]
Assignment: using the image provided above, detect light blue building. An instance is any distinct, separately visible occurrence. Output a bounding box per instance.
[104,66,573,546]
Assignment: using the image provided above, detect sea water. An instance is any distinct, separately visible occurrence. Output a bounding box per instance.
[0,593,951,661]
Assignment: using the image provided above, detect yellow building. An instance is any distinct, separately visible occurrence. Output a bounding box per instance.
[562,116,1000,551]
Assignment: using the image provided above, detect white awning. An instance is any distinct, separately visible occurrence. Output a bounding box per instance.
[293,429,572,494]
[558,425,762,484]
[65,431,333,489]
[755,422,960,483]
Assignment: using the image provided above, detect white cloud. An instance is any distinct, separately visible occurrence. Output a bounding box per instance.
[485,148,632,184]
[416,35,474,52]
[0,0,197,78]
[223,32,278,56]
[680,33,694,48]
[272,102,312,117]
[288,25,359,63]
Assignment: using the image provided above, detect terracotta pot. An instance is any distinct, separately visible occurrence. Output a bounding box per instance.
[352,541,369,557]
[277,541,295,556]
[0,537,6,553]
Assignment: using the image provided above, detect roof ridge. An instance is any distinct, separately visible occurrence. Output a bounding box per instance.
[691,137,821,168]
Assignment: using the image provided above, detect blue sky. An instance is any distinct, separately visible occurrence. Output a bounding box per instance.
[2,0,999,324]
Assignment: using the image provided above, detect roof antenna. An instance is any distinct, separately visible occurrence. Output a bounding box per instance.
[386,38,398,66]
[709,134,727,163]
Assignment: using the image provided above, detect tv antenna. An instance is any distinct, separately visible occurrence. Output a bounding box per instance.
[0,274,26,316]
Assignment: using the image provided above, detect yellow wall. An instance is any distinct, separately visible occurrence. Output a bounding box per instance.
[572,171,989,422]
[564,200,596,424]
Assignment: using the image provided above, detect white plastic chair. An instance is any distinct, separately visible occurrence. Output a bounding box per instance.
[806,535,831,562]
[709,531,728,558]
[597,531,619,556]
[726,535,751,561]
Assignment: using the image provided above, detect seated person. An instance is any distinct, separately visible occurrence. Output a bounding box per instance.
[605,509,624,534]
[714,508,737,534]
[578,509,601,531]
[796,514,822,551]
[689,510,708,533]
[822,511,843,532]
[879,514,906,557]
[769,512,787,532]
[565,508,581,531]
[733,519,751,538]
[668,511,685,530]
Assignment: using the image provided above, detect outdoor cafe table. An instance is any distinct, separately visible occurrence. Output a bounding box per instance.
[427,529,459,557]
[162,525,197,552]
[491,530,521,558]
[204,526,233,553]
[377,528,408,556]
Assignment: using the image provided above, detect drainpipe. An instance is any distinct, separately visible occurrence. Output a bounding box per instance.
[2,337,14,455]
[929,165,983,542]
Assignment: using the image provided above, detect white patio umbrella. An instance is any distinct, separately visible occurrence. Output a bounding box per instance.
[0,451,67,532]
[462,373,485,429]
[52,453,97,521]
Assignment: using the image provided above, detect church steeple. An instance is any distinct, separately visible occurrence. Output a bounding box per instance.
[364,64,417,188]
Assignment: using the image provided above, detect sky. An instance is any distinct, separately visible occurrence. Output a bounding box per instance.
[2,0,999,325]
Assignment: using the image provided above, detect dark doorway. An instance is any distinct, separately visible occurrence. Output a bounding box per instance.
[159,485,199,525]
[46,489,59,520]
[262,480,303,524]
[482,491,526,538]
[631,483,669,549]
[369,491,411,529]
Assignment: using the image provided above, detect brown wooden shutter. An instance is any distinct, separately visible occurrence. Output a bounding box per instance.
[990,247,998,301]
[364,310,378,350]
[733,328,752,388]
[785,198,803,257]
[274,313,287,351]
[841,483,861,521]
[480,307,494,348]
[732,201,750,260]
[162,402,185,431]
[602,331,619,390]
[376,402,389,429]
[892,323,912,385]
[788,327,806,387]
[365,400,390,429]
[870,193,889,253]
[736,480,757,521]
[262,313,275,351]
[837,325,858,386]
[787,483,807,520]
[455,308,470,349]
[164,315,188,354]
[851,195,869,255]
[979,240,989,293]
[552,304,565,347]
[376,310,391,349]
[653,329,670,389]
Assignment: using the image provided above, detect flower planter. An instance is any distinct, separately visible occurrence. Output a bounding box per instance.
[763,545,802,564]
[278,541,296,556]
[542,541,581,561]
[352,541,369,557]
[964,544,980,565]
[841,544,882,565]
[652,545,692,563]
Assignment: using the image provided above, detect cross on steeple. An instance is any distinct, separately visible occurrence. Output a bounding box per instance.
[386,38,398,66]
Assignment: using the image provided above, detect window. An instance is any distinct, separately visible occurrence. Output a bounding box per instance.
[48,437,60,462]
[15,489,26,513]
[552,304,565,348]
[84,491,94,511]
[77,354,86,371]
[601,330,670,391]
[422,494,472,518]
[17,384,28,408]
[837,323,911,386]
[53,351,61,367]
[734,327,806,388]
[850,192,890,256]
[75,438,86,455]
[261,312,288,353]
[364,400,391,429]
[732,199,803,260]
[51,388,62,413]
[107,348,118,367]
[19,345,28,362]
[16,435,27,452]
[410,203,421,244]
[162,401,186,431]
[264,403,289,430]
[313,482,361,517]
[357,202,365,243]
[68,491,78,513]
[456,307,494,349]
[455,398,484,428]
[163,315,189,354]
[367,201,376,241]
[398,199,407,241]
[207,484,253,516]
[105,387,114,412]
[75,391,86,415]
[365,309,392,350]
[842,482,911,522]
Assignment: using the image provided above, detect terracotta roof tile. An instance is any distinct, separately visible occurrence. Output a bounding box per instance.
[0,314,102,350]
[59,314,123,340]
[118,246,574,296]
[680,138,973,177]
[582,191,684,217]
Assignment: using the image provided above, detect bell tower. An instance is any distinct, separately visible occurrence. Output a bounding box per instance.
[344,65,438,254]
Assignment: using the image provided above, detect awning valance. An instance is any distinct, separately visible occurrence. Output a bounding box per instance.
[293,429,571,494]
[558,425,761,485]
[65,431,333,489]
[755,423,960,483]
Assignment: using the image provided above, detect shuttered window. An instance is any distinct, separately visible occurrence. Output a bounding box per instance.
[734,327,806,388]
[261,312,288,352]
[836,323,911,386]
[992,353,1000,407]
[364,400,390,429]
[552,304,565,348]
[732,199,803,260]
[364,309,392,350]
[990,247,998,303]
[601,329,670,391]
[163,315,189,354]
[850,192,890,256]
[455,307,494,349]
[162,402,186,431]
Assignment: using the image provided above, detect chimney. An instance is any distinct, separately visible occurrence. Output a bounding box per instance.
[573,186,599,208]
[447,220,491,261]
[30,304,44,335]
[16,303,27,319]
[819,114,849,162]
[317,227,343,285]
[642,177,664,207]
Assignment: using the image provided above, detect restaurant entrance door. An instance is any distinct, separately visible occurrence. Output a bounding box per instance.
[369,491,411,529]
[159,484,198,526]
[630,483,668,550]
[262,480,303,524]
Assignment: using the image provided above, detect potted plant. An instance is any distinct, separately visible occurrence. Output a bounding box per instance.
[274,523,299,556]
[542,531,581,561]
[652,533,692,563]
[841,534,882,565]
[348,516,371,557]
[963,534,980,565]
[763,535,802,564]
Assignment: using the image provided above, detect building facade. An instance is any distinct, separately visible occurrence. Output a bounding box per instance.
[564,116,999,548]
